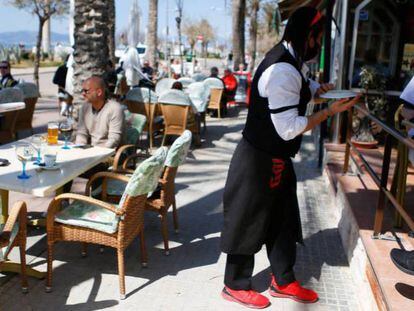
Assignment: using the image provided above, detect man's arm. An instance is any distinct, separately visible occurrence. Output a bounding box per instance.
[75,104,89,145]
[105,105,124,148]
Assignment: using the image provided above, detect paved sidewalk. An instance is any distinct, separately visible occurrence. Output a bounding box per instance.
[0,108,360,310]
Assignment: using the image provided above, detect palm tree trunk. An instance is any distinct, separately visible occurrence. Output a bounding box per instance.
[232,0,246,71]
[107,0,116,65]
[248,0,259,73]
[34,16,45,88]
[147,0,158,68]
[73,0,109,98]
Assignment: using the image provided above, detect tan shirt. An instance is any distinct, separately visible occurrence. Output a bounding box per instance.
[75,100,124,148]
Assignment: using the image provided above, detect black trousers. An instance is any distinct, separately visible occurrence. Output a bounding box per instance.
[224,229,297,290]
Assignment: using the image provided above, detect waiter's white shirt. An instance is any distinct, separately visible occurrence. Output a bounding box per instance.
[258,41,320,141]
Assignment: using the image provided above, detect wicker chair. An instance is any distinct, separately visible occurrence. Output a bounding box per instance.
[0,88,24,144]
[90,131,192,256]
[145,130,192,255]
[0,201,29,293]
[46,147,168,299]
[158,90,200,146]
[124,87,162,149]
[14,82,39,135]
[111,111,147,172]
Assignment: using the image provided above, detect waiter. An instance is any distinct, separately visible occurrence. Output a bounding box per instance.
[220,7,361,309]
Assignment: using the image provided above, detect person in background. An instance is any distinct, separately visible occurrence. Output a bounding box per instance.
[102,60,118,96]
[222,68,238,106]
[0,61,18,89]
[142,60,154,81]
[53,55,73,116]
[171,81,184,91]
[235,63,252,105]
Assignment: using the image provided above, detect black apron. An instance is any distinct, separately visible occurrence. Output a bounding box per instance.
[221,139,301,254]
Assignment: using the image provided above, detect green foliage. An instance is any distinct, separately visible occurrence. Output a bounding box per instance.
[8,0,70,18]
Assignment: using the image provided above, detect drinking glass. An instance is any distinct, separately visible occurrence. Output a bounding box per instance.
[59,120,73,150]
[47,122,59,145]
[31,134,46,165]
[15,143,34,179]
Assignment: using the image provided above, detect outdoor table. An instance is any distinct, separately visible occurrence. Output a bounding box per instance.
[0,138,115,279]
[0,102,26,113]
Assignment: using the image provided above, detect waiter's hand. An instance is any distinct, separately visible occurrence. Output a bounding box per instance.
[316,83,335,96]
[328,94,362,116]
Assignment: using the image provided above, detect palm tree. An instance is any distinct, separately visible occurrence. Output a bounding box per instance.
[232,0,246,71]
[108,0,116,65]
[73,0,109,97]
[247,0,260,73]
[147,0,158,68]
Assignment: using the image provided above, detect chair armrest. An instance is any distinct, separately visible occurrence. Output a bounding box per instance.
[86,172,131,196]
[47,193,121,226]
[1,201,27,247]
[121,152,150,171]
[112,144,136,171]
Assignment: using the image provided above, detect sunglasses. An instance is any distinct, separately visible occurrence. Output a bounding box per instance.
[81,88,91,94]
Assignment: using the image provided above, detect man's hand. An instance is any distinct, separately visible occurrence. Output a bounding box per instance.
[316,83,335,96]
[328,94,362,116]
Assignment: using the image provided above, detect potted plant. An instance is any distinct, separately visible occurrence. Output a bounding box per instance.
[351,66,387,148]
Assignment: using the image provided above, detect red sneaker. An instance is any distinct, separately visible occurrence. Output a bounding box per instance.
[222,286,270,309]
[269,276,318,303]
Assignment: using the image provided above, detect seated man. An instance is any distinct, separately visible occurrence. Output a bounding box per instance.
[0,61,18,89]
[76,76,124,148]
[63,76,124,193]
[222,68,238,105]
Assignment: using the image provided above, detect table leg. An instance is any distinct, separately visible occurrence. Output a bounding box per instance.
[1,261,45,279]
[28,185,64,227]
[0,189,9,224]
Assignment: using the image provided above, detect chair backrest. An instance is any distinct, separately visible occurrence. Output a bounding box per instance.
[155,78,175,96]
[14,82,39,99]
[13,83,39,131]
[125,87,158,104]
[208,88,223,109]
[158,89,192,106]
[192,73,207,82]
[124,111,147,145]
[165,130,192,167]
[186,82,209,113]
[177,77,195,88]
[0,88,24,103]
[203,77,224,90]
[119,147,168,206]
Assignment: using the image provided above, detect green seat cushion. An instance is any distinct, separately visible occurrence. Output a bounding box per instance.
[55,201,119,234]
[0,222,19,262]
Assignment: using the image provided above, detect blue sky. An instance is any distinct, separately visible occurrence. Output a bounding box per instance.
[0,0,232,40]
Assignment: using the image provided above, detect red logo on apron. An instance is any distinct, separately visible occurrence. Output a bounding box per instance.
[269,159,285,189]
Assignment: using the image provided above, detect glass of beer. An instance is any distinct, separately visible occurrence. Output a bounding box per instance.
[47,122,59,145]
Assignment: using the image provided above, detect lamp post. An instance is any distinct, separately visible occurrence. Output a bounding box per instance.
[175,0,184,76]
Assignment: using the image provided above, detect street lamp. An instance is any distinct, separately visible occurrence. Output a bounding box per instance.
[175,0,184,76]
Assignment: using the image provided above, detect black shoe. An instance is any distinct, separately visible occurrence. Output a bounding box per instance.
[390,248,414,275]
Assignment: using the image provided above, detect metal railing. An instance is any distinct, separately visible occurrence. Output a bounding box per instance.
[343,104,414,237]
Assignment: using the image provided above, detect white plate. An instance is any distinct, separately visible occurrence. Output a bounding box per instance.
[320,90,358,99]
